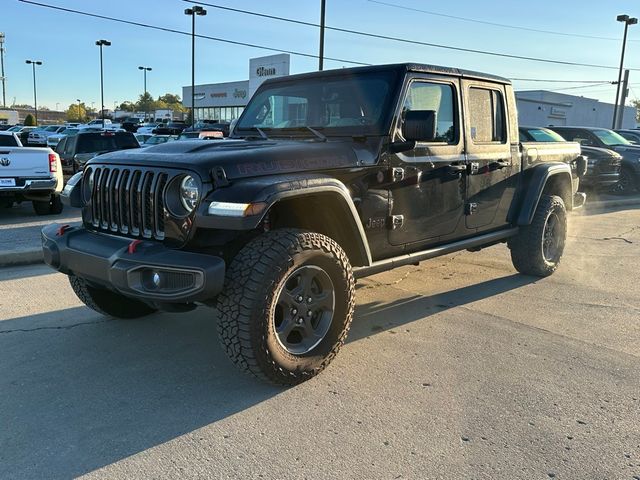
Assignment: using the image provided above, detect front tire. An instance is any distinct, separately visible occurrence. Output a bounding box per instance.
[616,166,638,195]
[509,195,567,277]
[216,229,355,386]
[69,275,157,319]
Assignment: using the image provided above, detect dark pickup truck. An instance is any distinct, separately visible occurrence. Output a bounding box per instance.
[43,63,586,385]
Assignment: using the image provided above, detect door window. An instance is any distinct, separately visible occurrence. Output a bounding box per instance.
[468,87,506,143]
[402,82,456,143]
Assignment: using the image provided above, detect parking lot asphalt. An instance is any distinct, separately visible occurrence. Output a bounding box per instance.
[0,205,638,479]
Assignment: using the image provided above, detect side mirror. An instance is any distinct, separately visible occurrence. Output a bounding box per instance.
[578,138,593,147]
[402,110,437,142]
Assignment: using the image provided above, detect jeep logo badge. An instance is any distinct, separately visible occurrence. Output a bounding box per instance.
[0,157,10,166]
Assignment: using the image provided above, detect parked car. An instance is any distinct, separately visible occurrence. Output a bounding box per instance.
[0,124,13,131]
[142,134,178,146]
[0,131,23,147]
[615,129,640,145]
[46,63,586,385]
[134,133,153,144]
[549,126,640,194]
[11,126,39,145]
[0,142,64,214]
[153,121,187,135]
[519,126,621,191]
[55,130,140,173]
[136,123,161,135]
[47,128,80,149]
[27,125,67,146]
[120,117,143,133]
[183,120,231,137]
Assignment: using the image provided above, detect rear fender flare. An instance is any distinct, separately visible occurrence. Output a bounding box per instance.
[514,163,573,226]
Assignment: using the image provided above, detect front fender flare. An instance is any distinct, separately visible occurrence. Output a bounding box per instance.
[195,174,373,266]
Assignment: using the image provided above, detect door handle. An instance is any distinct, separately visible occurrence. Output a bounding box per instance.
[446,164,467,174]
[494,160,511,169]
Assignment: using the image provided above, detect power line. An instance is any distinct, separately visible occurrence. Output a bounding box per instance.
[18,0,370,66]
[185,0,640,72]
[546,82,615,92]
[510,78,614,83]
[368,0,640,43]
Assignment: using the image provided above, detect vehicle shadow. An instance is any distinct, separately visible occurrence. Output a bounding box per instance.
[349,273,537,342]
[0,273,537,479]
[0,204,81,227]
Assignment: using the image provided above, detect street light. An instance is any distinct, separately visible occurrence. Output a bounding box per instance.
[76,99,82,122]
[184,5,207,126]
[95,39,111,125]
[612,14,637,128]
[138,66,152,121]
[25,60,43,125]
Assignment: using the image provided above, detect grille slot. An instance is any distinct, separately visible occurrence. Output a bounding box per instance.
[90,166,168,240]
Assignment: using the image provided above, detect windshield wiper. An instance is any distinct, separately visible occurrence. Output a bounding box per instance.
[237,126,269,140]
[277,126,327,142]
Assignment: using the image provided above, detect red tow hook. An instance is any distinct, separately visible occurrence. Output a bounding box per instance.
[127,239,143,255]
[56,224,71,236]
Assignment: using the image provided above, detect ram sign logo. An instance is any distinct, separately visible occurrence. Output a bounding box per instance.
[255,66,276,77]
[0,157,10,167]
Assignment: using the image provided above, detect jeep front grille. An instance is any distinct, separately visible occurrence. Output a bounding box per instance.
[89,166,168,240]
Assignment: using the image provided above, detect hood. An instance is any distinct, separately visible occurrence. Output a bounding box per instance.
[580,145,621,158]
[90,138,382,182]
[611,144,640,157]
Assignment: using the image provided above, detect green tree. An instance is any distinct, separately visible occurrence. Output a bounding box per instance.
[118,101,135,112]
[158,93,181,105]
[631,98,640,122]
[24,113,36,126]
[66,103,86,122]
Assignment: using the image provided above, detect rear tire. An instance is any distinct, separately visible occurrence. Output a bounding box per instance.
[69,275,157,319]
[32,195,64,215]
[509,195,567,277]
[216,229,355,386]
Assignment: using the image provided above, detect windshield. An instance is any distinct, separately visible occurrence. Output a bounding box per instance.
[236,71,397,137]
[45,126,59,132]
[144,136,173,145]
[592,129,631,146]
[524,128,566,142]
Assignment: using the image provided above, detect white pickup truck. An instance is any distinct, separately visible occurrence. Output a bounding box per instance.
[0,131,64,215]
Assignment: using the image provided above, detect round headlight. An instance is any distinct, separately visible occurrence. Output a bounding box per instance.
[180,175,199,212]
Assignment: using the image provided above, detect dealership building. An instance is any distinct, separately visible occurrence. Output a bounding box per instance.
[182,54,290,123]
[515,90,638,129]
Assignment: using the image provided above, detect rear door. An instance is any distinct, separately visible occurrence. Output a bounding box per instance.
[462,81,513,231]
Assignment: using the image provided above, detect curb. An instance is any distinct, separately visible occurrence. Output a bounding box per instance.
[0,249,43,268]
[584,197,640,210]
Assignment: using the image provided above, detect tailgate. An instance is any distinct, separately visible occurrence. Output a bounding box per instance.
[0,147,52,178]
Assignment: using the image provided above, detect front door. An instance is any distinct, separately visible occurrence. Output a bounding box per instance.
[462,81,513,231]
[388,76,466,246]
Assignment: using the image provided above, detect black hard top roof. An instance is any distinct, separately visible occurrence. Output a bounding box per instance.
[262,63,511,86]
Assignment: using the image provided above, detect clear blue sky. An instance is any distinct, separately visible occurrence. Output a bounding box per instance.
[2,0,639,111]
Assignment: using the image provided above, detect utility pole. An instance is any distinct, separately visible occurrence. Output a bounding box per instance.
[0,33,6,108]
[616,69,630,129]
[318,0,326,71]
[612,14,637,128]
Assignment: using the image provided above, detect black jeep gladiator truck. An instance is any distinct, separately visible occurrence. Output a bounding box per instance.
[42,64,586,385]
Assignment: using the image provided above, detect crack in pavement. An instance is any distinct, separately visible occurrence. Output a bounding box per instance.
[601,236,633,244]
[0,318,112,335]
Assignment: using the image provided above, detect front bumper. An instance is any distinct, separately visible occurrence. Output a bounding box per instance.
[580,172,620,189]
[41,224,225,303]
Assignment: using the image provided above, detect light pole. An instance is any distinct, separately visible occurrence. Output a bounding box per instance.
[612,14,637,128]
[95,39,111,125]
[319,0,326,71]
[184,5,207,126]
[76,98,82,122]
[138,66,152,121]
[25,60,42,125]
[1,33,6,108]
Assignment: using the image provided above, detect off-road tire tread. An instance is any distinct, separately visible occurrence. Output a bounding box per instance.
[69,275,156,319]
[216,229,355,386]
[509,195,566,277]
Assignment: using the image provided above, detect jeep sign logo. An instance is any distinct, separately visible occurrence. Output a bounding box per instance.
[0,157,10,166]
[256,66,276,77]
